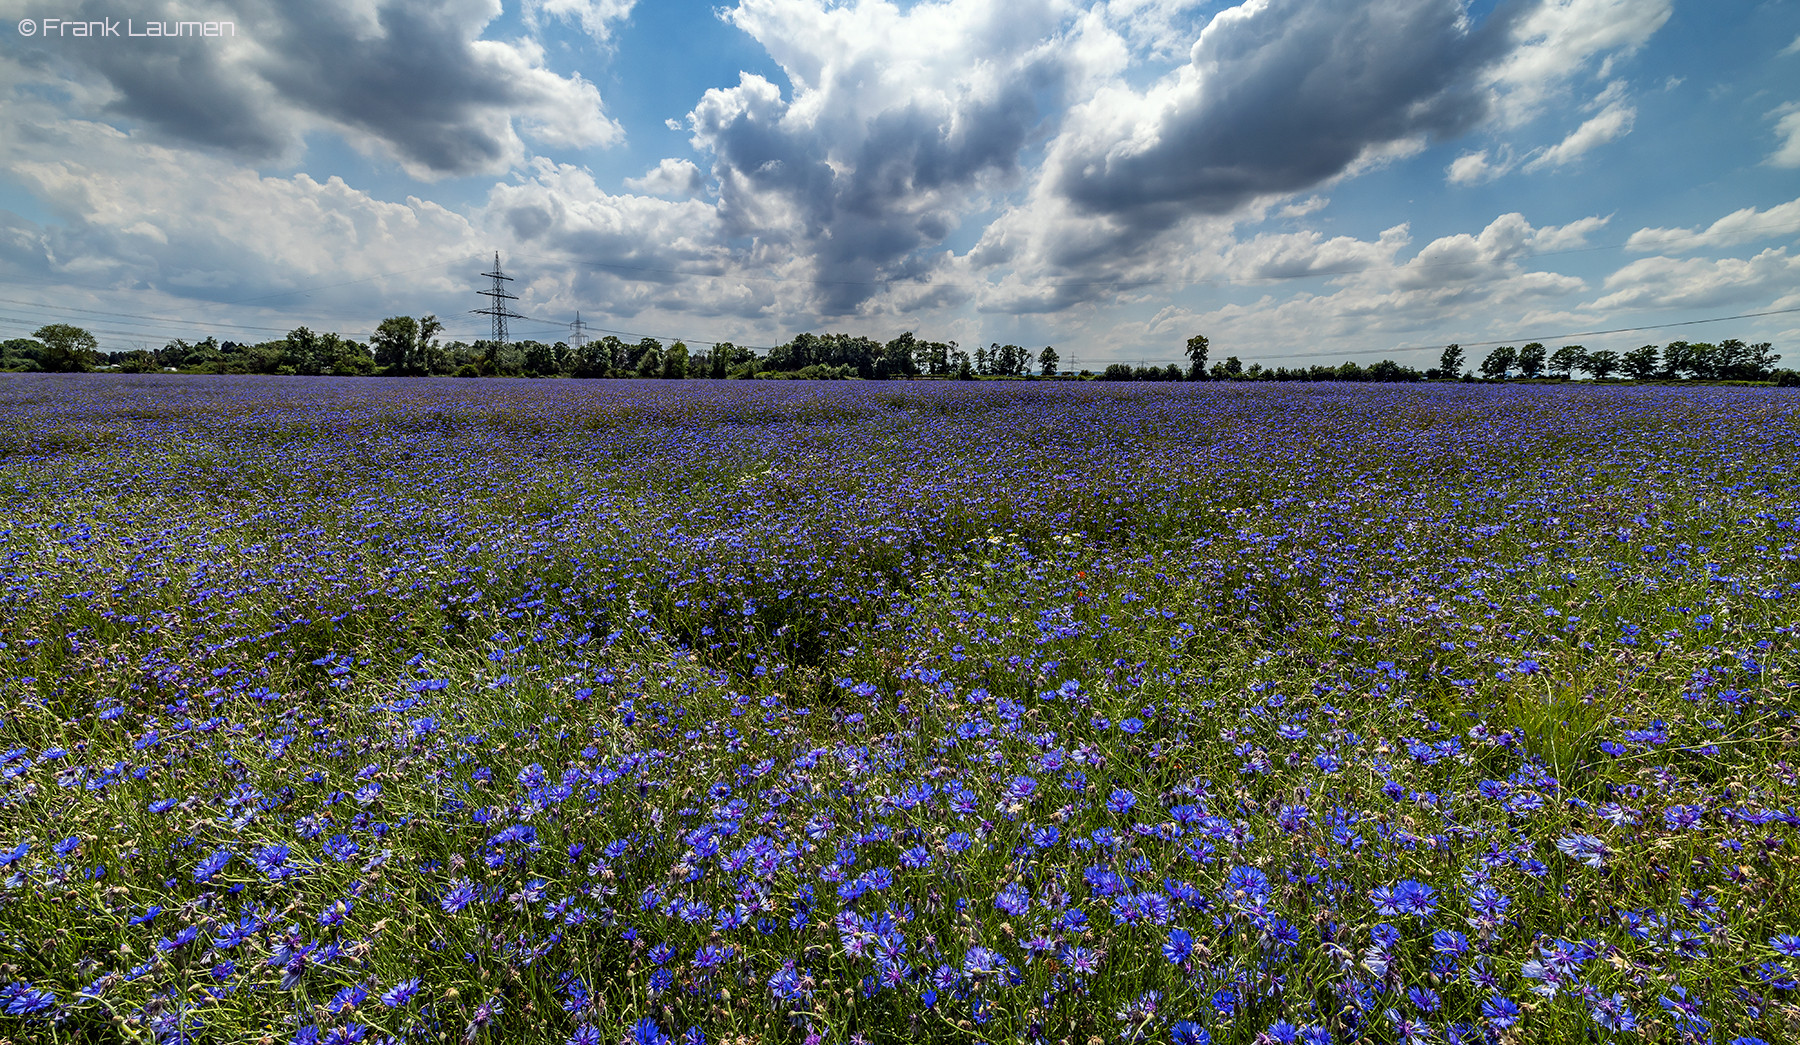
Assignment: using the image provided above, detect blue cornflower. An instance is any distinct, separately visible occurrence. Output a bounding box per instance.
[128,905,161,926]
[1432,930,1470,955]
[1394,879,1438,919]
[1589,992,1636,1032]
[379,978,420,1007]
[1771,934,1800,959]
[1663,804,1705,830]
[1469,885,1511,920]
[328,983,368,1014]
[254,843,294,880]
[1162,927,1193,964]
[962,947,1002,977]
[1107,788,1137,814]
[440,878,480,913]
[994,882,1030,917]
[1555,833,1610,868]
[1169,1021,1210,1045]
[2,984,57,1016]
[194,848,232,883]
[1225,865,1271,900]
[1481,995,1520,1029]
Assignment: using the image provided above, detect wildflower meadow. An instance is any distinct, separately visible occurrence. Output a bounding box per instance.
[1,373,1796,1045]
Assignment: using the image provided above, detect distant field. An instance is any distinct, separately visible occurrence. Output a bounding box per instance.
[1,373,1797,1044]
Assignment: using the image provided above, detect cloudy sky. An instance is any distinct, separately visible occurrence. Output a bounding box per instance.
[1,0,1797,368]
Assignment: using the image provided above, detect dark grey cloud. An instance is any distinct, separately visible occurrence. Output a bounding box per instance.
[9,0,615,175]
[1052,0,1524,226]
[688,32,1064,315]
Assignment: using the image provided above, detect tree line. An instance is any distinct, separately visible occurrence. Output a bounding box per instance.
[1438,340,1784,382]
[2,321,1791,385]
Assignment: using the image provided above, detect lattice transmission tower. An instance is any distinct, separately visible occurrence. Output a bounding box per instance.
[472,252,525,343]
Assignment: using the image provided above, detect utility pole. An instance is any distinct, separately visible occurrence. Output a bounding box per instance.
[473,252,523,343]
[568,311,588,351]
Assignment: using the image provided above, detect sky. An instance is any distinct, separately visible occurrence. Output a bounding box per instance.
[0,0,1797,370]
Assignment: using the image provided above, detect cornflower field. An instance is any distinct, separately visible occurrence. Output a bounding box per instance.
[3,373,1799,1045]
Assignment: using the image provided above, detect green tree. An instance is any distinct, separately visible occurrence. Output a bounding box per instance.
[1185,334,1210,380]
[1478,345,1517,380]
[1516,342,1546,378]
[1744,342,1781,380]
[116,349,158,373]
[663,341,689,379]
[1548,344,1586,379]
[1437,343,1464,380]
[635,339,664,378]
[371,315,443,376]
[2,337,43,371]
[574,337,612,378]
[1038,345,1060,377]
[1580,349,1621,380]
[1621,344,1661,380]
[521,340,558,377]
[34,324,100,372]
[1659,341,1695,379]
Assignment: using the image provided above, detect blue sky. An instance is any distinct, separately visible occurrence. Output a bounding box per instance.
[0,0,1797,369]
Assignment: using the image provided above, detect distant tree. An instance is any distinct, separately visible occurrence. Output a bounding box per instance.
[1437,343,1464,380]
[1516,342,1546,379]
[1185,334,1210,380]
[116,349,158,373]
[34,324,100,372]
[1478,345,1517,380]
[1743,342,1781,380]
[371,315,443,376]
[1101,363,1134,381]
[1163,363,1184,381]
[996,344,1028,377]
[1686,342,1724,380]
[635,339,664,378]
[1548,344,1586,379]
[521,340,557,377]
[879,333,919,379]
[1210,355,1242,379]
[930,340,954,376]
[1621,344,1661,380]
[1658,340,1695,379]
[974,343,992,376]
[1038,345,1060,377]
[1,337,43,371]
[663,341,689,379]
[1580,349,1621,380]
[1367,359,1421,382]
[707,341,732,379]
[574,336,611,378]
